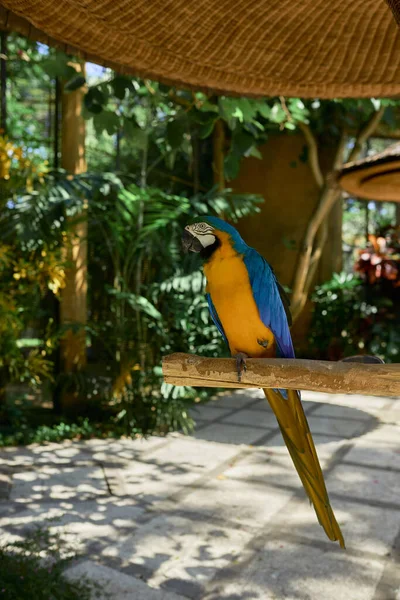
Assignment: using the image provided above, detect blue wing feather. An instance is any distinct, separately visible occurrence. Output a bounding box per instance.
[243,248,295,359]
[206,293,228,346]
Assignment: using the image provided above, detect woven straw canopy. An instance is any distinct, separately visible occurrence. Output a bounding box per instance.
[1,0,400,98]
[386,0,400,25]
[339,143,400,202]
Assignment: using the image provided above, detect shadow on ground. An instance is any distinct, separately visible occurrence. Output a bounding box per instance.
[0,390,398,600]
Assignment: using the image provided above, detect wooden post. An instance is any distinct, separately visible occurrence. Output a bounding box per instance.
[54,77,61,168]
[0,31,7,133]
[162,353,400,397]
[213,119,225,191]
[59,62,87,408]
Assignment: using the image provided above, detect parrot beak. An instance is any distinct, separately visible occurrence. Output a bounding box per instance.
[182,229,203,253]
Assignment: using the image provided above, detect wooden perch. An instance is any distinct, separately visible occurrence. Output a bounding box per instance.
[162,353,400,397]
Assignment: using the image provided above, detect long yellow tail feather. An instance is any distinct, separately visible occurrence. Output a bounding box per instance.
[264,388,345,548]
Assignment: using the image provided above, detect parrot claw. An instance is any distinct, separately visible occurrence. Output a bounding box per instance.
[234,353,248,382]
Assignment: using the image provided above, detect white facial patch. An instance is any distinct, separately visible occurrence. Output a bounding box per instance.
[186,223,216,248]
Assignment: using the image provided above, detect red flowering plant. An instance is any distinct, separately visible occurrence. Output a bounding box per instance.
[310,225,400,364]
[355,226,400,302]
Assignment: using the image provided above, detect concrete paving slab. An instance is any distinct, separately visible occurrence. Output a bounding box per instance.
[203,539,385,600]
[191,423,269,445]
[0,436,168,467]
[0,390,398,600]
[327,463,400,505]
[359,424,400,446]
[260,432,347,460]
[65,561,186,600]
[306,414,368,438]
[103,455,206,501]
[179,475,293,528]
[81,437,169,463]
[145,436,239,471]
[251,398,320,415]
[222,408,280,429]
[10,465,108,503]
[0,497,145,556]
[100,513,253,595]
[311,402,376,421]
[212,389,263,409]
[299,391,392,411]
[280,497,400,557]
[222,448,301,489]
[342,439,400,469]
[189,405,237,422]
[314,394,391,412]
[0,442,94,467]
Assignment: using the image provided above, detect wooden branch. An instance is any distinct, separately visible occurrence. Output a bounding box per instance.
[290,185,340,318]
[347,106,385,163]
[291,134,346,321]
[291,222,329,321]
[297,121,324,188]
[163,353,400,397]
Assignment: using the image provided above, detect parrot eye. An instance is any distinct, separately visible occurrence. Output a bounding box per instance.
[194,222,213,234]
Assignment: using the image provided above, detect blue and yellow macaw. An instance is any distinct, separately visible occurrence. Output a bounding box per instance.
[182,216,345,548]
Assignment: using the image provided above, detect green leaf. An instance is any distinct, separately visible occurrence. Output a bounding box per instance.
[248,147,263,159]
[197,98,219,113]
[64,74,86,92]
[41,53,77,79]
[84,87,106,114]
[269,103,286,124]
[93,111,120,136]
[198,119,216,139]
[132,105,148,129]
[224,152,241,180]
[231,128,254,156]
[111,76,133,100]
[257,103,271,119]
[167,118,186,149]
[108,289,162,320]
[219,97,258,124]
[123,119,148,148]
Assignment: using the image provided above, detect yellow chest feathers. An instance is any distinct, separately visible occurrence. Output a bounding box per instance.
[203,234,275,356]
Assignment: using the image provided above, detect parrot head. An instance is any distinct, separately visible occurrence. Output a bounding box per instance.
[182,216,246,257]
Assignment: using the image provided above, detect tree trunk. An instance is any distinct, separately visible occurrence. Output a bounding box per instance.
[213,119,225,191]
[290,107,385,322]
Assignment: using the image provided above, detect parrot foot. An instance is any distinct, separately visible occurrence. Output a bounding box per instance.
[234,353,248,382]
[257,338,269,348]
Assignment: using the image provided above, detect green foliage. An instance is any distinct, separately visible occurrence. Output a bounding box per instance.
[0,528,93,600]
[0,416,99,447]
[0,141,61,400]
[87,178,261,436]
[310,273,400,363]
[6,33,400,445]
[6,36,55,154]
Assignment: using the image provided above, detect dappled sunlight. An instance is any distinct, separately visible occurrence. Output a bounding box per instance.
[0,389,399,599]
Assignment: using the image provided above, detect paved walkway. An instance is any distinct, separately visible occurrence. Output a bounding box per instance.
[1,389,399,599]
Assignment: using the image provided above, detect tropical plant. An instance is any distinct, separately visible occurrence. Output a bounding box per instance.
[355,226,400,291]
[0,138,59,408]
[310,271,400,363]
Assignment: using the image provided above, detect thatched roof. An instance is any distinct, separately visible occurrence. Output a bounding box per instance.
[386,0,400,25]
[0,0,400,98]
[339,143,400,202]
